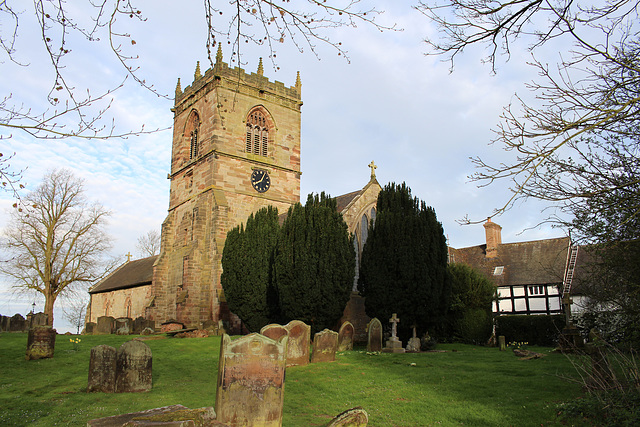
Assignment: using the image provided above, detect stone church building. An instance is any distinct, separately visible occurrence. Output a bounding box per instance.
[88,48,381,334]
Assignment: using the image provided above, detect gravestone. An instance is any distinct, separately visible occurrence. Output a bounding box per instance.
[406,326,421,353]
[161,320,185,333]
[96,316,116,334]
[87,404,219,427]
[260,324,288,341]
[132,317,148,334]
[87,345,117,393]
[0,315,8,331]
[25,326,57,360]
[311,329,339,363]
[115,340,153,393]
[284,320,311,366]
[29,312,48,328]
[338,321,355,352]
[10,313,27,332]
[328,407,369,427]
[85,322,96,335]
[498,336,506,351]
[216,333,287,427]
[366,318,383,352]
[382,313,405,353]
[115,317,132,335]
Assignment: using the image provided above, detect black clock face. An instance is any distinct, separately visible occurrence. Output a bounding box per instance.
[251,169,271,193]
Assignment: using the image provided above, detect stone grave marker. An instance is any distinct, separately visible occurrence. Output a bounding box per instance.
[215,333,287,427]
[161,320,185,333]
[260,324,288,341]
[284,320,310,367]
[25,326,56,360]
[338,321,355,352]
[327,407,369,427]
[366,318,383,352]
[311,329,339,363]
[406,325,421,352]
[29,312,48,328]
[85,322,96,335]
[10,313,27,332]
[382,313,405,353]
[96,316,116,334]
[115,340,153,393]
[115,317,132,335]
[87,345,117,393]
[132,317,149,334]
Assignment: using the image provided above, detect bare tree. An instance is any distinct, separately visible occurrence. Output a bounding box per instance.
[0,169,112,326]
[416,0,640,224]
[62,296,88,335]
[136,229,160,258]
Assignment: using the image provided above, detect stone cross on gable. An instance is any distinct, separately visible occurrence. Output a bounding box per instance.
[368,161,377,179]
[126,252,132,263]
[389,313,400,339]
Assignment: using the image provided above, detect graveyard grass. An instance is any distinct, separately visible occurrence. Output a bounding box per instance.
[0,333,585,426]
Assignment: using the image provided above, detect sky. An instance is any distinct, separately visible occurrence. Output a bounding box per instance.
[0,1,565,332]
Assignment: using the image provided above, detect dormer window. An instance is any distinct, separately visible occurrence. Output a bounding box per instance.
[493,266,504,276]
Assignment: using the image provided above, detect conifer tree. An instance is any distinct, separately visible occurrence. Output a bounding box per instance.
[358,182,450,339]
[221,206,279,332]
[274,193,355,334]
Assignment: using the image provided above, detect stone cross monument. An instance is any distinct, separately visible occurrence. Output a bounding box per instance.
[382,313,405,353]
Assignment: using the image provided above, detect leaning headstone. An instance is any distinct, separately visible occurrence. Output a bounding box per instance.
[260,324,288,341]
[366,318,383,352]
[382,313,405,353]
[216,333,287,427]
[88,345,117,393]
[115,317,132,335]
[311,329,339,363]
[25,326,57,360]
[97,316,116,334]
[327,407,369,427]
[338,321,355,352]
[115,340,152,393]
[284,320,311,367]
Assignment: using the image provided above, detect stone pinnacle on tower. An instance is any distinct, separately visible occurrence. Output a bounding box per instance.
[175,78,182,98]
[295,71,302,94]
[257,57,264,77]
[194,61,202,81]
[215,43,223,65]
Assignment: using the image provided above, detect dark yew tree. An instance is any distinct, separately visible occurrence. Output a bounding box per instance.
[220,206,280,332]
[273,193,355,334]
[358,182,450,340]
[447,263,495,344]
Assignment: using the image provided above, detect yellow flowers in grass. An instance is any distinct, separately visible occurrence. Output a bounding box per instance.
[69,337,81,351]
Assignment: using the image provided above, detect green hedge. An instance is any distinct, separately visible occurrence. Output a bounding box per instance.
[495,315,566,346]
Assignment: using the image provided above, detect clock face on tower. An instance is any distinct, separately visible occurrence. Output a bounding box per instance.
[251,169,271,193]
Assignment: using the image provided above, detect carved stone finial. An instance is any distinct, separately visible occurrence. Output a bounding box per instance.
[257,57,264,76]
[175,78,182,98]
[215,44,223,65]
[295,71,302,93]
[368,161,377,179]
[194,61,202,81]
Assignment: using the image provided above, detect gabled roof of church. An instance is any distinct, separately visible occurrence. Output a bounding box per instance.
[451,237,570,288]
[335,190,363,213]
[89,255,158,294]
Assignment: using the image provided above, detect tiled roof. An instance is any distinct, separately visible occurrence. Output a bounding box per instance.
[451,237,570,287]
[89,255,158,294]
[335,190,362,213]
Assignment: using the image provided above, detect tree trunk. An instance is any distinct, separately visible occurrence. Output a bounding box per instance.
[44,294,56,327]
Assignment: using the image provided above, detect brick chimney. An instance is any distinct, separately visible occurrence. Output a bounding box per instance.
[484,218,502,258]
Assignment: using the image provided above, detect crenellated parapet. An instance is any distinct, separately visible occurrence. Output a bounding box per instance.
[173,46,302,116]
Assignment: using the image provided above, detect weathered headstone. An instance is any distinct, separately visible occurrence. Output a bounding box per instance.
[115,317,132,335]
[10,313,27,332]
[327,407,369,427]
[161,320,185,333]
[140,327,155,336]
[498,336,506,351]
[87,404,220,427]
[88,345,117,393]
[96,316,116,334]
[406,326,421,353]
[311,329,339,363]
[382,313,405,353]
[29,312,48,328]
[338,321,355,352]
[284,320,311,367]
[132,317,148,334]
[25,326,57,360]
[366,318,383,352]
[84,322,96,335]
[115,340,153,393]
[0,315,8,331]
[215,333,287,427]
[260,324,288,341]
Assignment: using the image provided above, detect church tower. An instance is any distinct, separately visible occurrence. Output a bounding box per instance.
[148,47,302,329]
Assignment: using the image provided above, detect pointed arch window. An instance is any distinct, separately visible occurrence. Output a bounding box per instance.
[186,111,201,160]
[246,109,269,156]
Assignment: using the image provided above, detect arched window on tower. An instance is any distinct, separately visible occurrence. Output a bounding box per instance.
[186,110,201,161]
[246,109,269,156]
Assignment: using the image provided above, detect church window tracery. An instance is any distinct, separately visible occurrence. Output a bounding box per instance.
[185,110,201,161]
[246,109,269,156]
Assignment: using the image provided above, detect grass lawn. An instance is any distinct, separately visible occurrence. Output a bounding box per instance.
[0,332,584,426]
